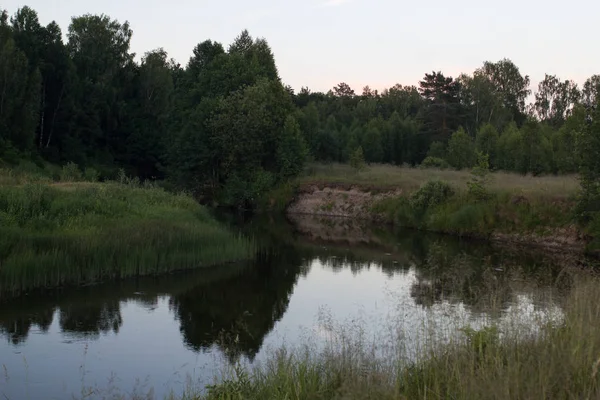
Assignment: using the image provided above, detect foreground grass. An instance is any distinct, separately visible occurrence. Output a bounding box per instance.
[301,163,579,200]
[195,275,599,400]
[0,173,254,298]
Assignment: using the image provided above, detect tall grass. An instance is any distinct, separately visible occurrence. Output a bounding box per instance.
[198,275,600,400]
[373,189,575,239]
[0,179,254,298]
[302,163,579,200]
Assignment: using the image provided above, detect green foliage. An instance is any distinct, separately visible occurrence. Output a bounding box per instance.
[475,123,499,167]
[0,181,254,296]
[83,167,99,182]
[467,152,491,200]
[448,127,476,169]
[576,99,600,223]
[427,141,446,159]
[277,116,309,179]
[59,161,82,182]
[420,156,450,170]
[0,3,593,210]
[409,179,455,212]
[349,146,366,172]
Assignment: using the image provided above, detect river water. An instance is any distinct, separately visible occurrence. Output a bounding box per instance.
[0,215,576,399]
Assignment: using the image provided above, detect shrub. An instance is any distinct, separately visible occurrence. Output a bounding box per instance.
[467,152,491,200]
[84,167,100,182]
[409,180,455,212]
[420,156,451,170]
[349,146,366,172]
[60,162,82,182]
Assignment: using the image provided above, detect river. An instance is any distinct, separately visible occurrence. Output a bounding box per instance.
[0,214,577,399]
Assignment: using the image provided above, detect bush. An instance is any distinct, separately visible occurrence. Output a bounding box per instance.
[409,180,455,212]
[349,146,366,172]
[467,152,491,200]
[84,167,100,182]
[420,156,451,170]
[60,162,82,182]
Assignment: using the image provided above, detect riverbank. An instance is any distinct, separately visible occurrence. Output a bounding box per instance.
[272,163,586,252]
[199,275,600,400]
[0,166,254,298]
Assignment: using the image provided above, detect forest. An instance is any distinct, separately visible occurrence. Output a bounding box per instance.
[1,5,600,209]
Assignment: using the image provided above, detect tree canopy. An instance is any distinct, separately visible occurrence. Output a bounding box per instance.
[1,5,598,208]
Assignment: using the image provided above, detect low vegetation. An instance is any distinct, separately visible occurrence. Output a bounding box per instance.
[194,275,600,400]
[0,166,254,298]
[299,163,579,199]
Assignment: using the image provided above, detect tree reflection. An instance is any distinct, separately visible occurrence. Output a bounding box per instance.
[169,248,304,363]
[0,306,55,345]
[408,241,574,316]
[59,300,123,337]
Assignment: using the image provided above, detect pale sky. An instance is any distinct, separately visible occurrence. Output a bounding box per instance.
[2,0,599,93]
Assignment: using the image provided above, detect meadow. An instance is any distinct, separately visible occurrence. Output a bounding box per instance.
[0,163,254,298]
[301,163,579,200]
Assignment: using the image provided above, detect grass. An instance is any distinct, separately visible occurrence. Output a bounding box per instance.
[301,163,579,200]
[192,273,600,400]
[290,164,582,243]
[0,168,254,298]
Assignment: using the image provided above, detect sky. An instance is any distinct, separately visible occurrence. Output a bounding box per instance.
[2,0,599,93]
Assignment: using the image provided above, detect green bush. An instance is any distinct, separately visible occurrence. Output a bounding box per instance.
[84,167,100,182]
[409,179,455,212]
[420,156,451,170]
[60,162,82,182]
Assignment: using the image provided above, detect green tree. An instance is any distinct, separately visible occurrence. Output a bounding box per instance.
[361,119,384,163]
[575,99,600,222]
[209,78,294,207]
[419,71,462,142]
[349,146,366,172]
[297,102,320,156]
[67,13,135,165]
[128,48,174,178]
[427,141,446,159]
[496,122,522,171]
[582,75,600,111]
[475,123,499,168]
[277,116,308,179]
[533,74,580,127]
[447,127,476,170]
[467,152,491,200]
[551,106,585,174]
[478,59,530,125]
[0,11,40,153]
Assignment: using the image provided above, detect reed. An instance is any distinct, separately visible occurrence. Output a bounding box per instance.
[198,275,600,400]
[0,180,254,298]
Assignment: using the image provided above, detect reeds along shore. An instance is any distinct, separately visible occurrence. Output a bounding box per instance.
[0,172,254,298]
[195,276,600,400]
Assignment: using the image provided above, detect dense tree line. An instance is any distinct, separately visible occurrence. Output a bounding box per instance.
[1,6,600,208]
[295,64,599,176]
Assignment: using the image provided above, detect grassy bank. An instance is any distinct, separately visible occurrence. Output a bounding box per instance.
[263,163,583,248]
[300,163,579,199]
[373,184,575,240]
[194,275,599,400]
[0,167,254,298]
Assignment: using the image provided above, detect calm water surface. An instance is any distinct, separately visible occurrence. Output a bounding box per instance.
[0,215,575,399]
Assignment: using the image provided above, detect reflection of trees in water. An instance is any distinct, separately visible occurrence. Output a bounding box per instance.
[169,248,304,363]
[409,242,575,316]
[0,306,55,345]
[59,300,123,337]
